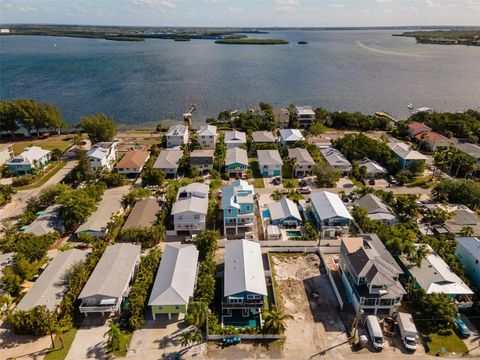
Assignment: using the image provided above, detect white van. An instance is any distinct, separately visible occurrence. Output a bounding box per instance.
[397,312,418,352]
[366,315,384,351]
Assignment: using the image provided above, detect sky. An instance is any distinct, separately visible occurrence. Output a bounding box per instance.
[1,0,479,27]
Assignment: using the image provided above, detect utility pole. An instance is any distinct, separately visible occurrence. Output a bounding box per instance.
[350,298,365,345]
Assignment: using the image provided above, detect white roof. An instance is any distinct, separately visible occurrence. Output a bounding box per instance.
[177,182,209,197]
[390,142,428,161]
[87,147,108,160]
[295,105,315,116]
[198,124,217,136]
[172,196,208,215]
[166,124,188,137]
[9,146,50,165]
[457,237,480,261]
[279,129,304,142]
[408,244,473,295]
[148,244,199,306]
[257,150,283,166]
[224,240,267,297]
[310,191,353,221]
[16,250,87,311]
[224,130,246,144]
[268,197,302,222]
[153,149,183,169]
[225,147,248,166]
[221,180,255,210]
[358,159,387,175]
[320,148,352,167]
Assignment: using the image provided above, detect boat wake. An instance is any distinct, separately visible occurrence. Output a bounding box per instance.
[355,41,425,57]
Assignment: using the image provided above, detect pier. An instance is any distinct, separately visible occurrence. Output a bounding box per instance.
[375,111,398,123]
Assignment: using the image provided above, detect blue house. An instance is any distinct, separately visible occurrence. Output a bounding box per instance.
[267,197,302,228]
[223,240,267,328]
[225,148,248,178]
[7,146,50,175]
[390,142,428,170]
[221,180,255,238]
[456,237,480,289]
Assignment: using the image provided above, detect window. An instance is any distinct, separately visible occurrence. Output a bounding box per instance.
[247,294,261,300]
[158,306,163,310]
[227,209,232,215]
[229,297,243,304]
[246,205,250,211]
[175,306,180,310]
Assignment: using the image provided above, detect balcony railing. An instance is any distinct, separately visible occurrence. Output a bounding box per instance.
[79,303,119,313]
[222,301,264,309]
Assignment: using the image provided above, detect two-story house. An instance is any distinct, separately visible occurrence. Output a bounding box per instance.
[225,147,249,178]
[115,149,150,176]
[390,142,428,170]
[339,235,406,316]
[279,129,305,147]
[189,150,214,175]
[221,180,255,237]
[224,130,247,149]
[7,146,50,175]
[153,149,183,178]
[320,148,352,175]
[288,147,315,177]
[310,191,352,237]
[172,183,209,236]
[197,124,217,149]
[295,105,316,128]
[257,149,283,177]
[87,142,118,172]
[456,237,480,289]
[166,124,189,148]
[223,240,268,328]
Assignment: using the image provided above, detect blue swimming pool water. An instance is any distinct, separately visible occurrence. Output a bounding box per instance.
[262,209,271,218]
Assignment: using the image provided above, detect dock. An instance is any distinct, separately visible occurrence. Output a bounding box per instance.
[375,111,398,123]
[183,104,196,121]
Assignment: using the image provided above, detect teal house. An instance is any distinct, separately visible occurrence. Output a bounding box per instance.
[390,142,428,170]
[221,180,255,237]
[257,149,283,177]
[225,147,248,178]
[456,237,480,289]
[7,146,50,175]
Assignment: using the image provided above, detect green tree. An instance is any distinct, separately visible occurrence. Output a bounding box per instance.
[105,322,125,353]
[315,163,341,187]
[185,301,207,328]
[460,226,474,237]
[409,159,426,176]
[194,230,219,260]
[121,188,152,208]
[49,148,63,161]
[79,113,116,143]
[0,100,19,136]
[1,267,22,297]
[58,188,101,230]
[262,306,293,334]
[179,328,203,347]
[8,305,56,336]
[141,167,165,186]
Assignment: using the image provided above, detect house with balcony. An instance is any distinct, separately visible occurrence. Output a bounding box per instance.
[172,183,209,236]
[115,149,150,176]
[153,149,183,178]
[189,149,214,175]
[320,148,352,175]
[0,144,14,166]
[355,194,398,225]
[221,180,255,237]
[295,105,316,128]
[400,244,473,307]
[310,191,353,237]
[224,130,247,149]
[166,124,189,148]
[197,124,217,149]
[390,142,428,170]
[223,240,267,328]
[267,197,302,228]
[456,237,480,289]
[257,149,283,177]
[86,142,117,172]
[15,249,87,312]
[7,146,50,175]
[339,235,405,316]
[78,244,141,316]
[225,148,248,178]
[288,147,315,177]
[279,129,305,147]
[149,244,199,320]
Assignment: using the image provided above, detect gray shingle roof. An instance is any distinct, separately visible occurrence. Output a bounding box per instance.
[257,149,283,166]
[224,131,246,144]
[122,198,160,230]
[16,249,87,311]
[79,244,141,299]
[153,149,184,169]
[320,148,351,167]
[25,204,62,236]
[148,244,199,306]
[225,148,248,166]
[76,191,124,234]
[454,143,480,160]
[279,129,304,142]
[252,131,275,143]
[288,147,315,166]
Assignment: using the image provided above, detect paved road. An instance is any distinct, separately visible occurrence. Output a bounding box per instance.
[0,160,77,227]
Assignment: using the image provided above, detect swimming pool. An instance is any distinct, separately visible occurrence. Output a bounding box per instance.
[287,231,302,237]
[262,209,271,218]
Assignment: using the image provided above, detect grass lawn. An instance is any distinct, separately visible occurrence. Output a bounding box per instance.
[253,178,265,188]
[421,328,468,356]
[406,175,434,188]
[44,328,77,360]
[349,178,364,187]
[16,161,67,190]
[248,158,265,188]
[112,332,133,357]
[283,178,298,188]
[11,137,72,155]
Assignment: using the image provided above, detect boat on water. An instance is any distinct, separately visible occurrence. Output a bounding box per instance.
[407,103,413,109]
[412,107,433,115]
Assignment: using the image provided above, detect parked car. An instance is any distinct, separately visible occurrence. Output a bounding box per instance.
[387,175,398,185]
[297,187,311,194]
[397,312,418,352]
[453,318,471,339]
[366,315,384,351]
[368,178,375,186]
[272,177,281,185]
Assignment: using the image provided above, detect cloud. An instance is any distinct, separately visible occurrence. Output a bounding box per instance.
[228,6,244,13]
[424,0,440,7]
[205,0,225,3]
[127,0,177,9]
[330,3,344,8]
[273,0,300,4]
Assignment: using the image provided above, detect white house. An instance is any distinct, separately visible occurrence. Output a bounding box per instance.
[295,106,316,128]
[320,148,352,174]
[115,149,150,176]
[358,159,387,178]
[87,142,118,172]
[224,131,247,149]
[6,146,50,175]
[172,183,209,235]
[257,150,283,177]
[310,191,353,237]
[279,129,305,147]
[197,124,217,149]
[166,125,189,148]
[0,144,14,166]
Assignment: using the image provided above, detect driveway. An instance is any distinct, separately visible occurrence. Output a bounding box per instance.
[66,316,110,360]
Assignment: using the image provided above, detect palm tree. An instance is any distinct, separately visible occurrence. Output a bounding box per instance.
[186,301,207,328]
[179,328,202,347]
[105,322,125,353]
[460,226,474,237]
[54,325,64,349]
[270,190,284,201]
[262,306,293,334]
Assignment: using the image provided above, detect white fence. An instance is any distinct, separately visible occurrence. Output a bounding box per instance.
[207,334,284,341]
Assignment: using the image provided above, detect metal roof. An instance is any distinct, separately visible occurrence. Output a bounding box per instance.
[148,244,199,306]
[153,149,183,169]
[16,249,87,311]
[198,124,217,136]
[320,148,351,167]
[224,131,246,144]
[268,197,302,222]
[457,237,480,261]
[8,146,50,165]
[122,198,160,230]
[390,142,428,161]
[252,131,275,143]
[166,124,188,137]
[221,180,254,210]
[25,204,62,236]
[358,159,387,175]
[279,129,304,142]
[79,243,141,299]
[171,196,208,215]
[257,149,283,166]
[76,190,124,234]
[225,147,248,166]
[310,191,353,221]
[454,143,480,160]
[224,240,267,297]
